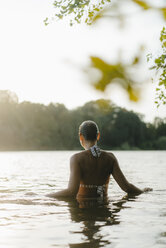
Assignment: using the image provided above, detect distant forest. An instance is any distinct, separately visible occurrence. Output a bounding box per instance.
[0,90,166,150]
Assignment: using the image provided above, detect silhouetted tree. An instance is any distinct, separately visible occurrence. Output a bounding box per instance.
[0,94,165,150]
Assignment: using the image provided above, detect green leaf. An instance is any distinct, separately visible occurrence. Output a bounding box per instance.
[86,55,141,102]
[132,56,140,65]
[161,8,166,20]
[43,17,49,26]
[132,0,151,10]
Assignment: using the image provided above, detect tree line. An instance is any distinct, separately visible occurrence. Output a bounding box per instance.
[0,90,166,150]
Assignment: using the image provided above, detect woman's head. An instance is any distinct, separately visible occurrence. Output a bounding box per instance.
[79,120,100,142]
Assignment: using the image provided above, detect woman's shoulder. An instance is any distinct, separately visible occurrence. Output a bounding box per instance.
[100,150,117,162]
[70,150,88,161]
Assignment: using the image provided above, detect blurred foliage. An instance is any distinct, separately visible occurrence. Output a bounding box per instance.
[44,0,166,25]
[44,0,111,26]
[86,51,143,101]
[0,90,18,104]
[92,0,166,27]
[147,26,166,107]
[155,136,166,149]
[44,0,166,105]
[0,90,166,150]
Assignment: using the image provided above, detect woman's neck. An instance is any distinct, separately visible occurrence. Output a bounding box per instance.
[83,141,97,150]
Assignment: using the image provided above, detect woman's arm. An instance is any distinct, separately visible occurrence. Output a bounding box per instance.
[46,154,81,198]
[111,155,150,195]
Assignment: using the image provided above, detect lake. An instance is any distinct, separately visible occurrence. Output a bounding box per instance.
[0,151,166,248]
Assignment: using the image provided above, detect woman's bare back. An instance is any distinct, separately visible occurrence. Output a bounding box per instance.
[73,150,116,199]
[75,150,114,186]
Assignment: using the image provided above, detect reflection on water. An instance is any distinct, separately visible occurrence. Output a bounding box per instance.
[67,195,135,248]
[0,151,166,248]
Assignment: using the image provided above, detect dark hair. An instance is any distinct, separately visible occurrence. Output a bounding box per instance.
[79,120,99,141]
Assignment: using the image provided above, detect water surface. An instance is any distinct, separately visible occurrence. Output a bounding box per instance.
[0,151,166,248]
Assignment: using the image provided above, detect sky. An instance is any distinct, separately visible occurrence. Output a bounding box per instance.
[0,0,165,122]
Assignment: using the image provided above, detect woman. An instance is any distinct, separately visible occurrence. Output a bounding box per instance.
[47,120,151,199]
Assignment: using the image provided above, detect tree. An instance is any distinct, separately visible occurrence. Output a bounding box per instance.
[0,90,18,103]
[0,96,165,150]
[147,26,166,106]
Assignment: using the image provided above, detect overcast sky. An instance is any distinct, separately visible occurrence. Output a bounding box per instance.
[0,0,165,122]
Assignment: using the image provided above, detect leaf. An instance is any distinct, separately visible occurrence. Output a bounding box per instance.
[132,0,151,10]
[159,81,164,86]
[87,56,141,102]
[43,17,49,26]
[161,8,166,20]
[155,58,161,64]
[90,56,126,91]
[149,66,156,70]
[147,53,152,62]
[127,85,140,102]
[132,56,139,65]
